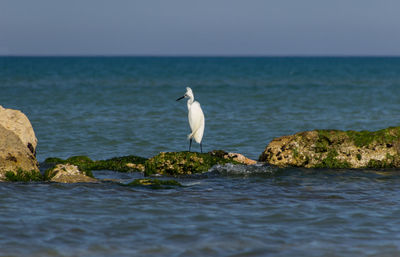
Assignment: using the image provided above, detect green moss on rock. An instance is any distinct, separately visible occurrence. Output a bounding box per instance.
[345,127,400,147]
[44,155,147,175]
[366,154,398,169]
[43,168,55,180]
[127,178,182,189]
[5,169,43,182]
[292,148,299,159]
[94,156,147,172]
[144,151,239,176]
[314,150,351,169]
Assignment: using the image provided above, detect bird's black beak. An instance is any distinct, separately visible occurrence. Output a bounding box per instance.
[176,95,185,101]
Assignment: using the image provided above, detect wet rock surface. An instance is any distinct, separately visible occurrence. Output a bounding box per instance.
[259,127,400,169]
[144,151,243,176]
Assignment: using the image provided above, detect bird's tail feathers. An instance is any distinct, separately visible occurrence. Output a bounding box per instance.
[187,132,194,140]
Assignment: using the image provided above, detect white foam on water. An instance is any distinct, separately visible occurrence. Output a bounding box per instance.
[209,163,279,176]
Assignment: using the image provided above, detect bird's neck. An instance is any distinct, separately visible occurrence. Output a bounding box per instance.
[187,97,194,106]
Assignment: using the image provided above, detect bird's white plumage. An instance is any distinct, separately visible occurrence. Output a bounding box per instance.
[188,101,205,143]
[177,87,205,148]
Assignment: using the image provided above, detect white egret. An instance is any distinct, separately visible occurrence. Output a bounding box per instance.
[176,87,205,153]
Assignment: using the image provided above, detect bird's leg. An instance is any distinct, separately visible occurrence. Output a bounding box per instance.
[200,143,203,153]
[189,138,192,152]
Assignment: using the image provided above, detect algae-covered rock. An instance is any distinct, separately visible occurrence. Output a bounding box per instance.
[127,179,182,189]
[45,164,98,183]
[259,127,400,169]
[94,156,147,172]
[144,151,240,176]
[44,155,147,174]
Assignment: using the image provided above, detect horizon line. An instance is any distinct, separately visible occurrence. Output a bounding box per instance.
[1,54,400,58]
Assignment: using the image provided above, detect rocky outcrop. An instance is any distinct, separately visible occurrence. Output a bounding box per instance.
[0,106,40,181]
[44,155,147,174]
[46,151,254,177]
[144,151,245,176]
[259,127,400,169]
[45,164,98,183]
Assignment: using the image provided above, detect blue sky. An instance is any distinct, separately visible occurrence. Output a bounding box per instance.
[1,0,399,56]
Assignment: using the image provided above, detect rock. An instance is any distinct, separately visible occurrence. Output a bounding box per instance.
[126,179,182,189]
[208,150,257,164]
[44,151,253,178]
[0,105,37,156]
[44,155,147,174]
[221,152,257,165]
[0,106,40,181]
[45,164,98,183]
[259,127,400,169]
[144,151,240,176]
[126,163,145,172]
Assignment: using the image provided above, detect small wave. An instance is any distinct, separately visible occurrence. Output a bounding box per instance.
[181,181,202,186]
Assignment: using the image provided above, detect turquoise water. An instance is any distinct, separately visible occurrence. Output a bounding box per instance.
[1,57,400,256]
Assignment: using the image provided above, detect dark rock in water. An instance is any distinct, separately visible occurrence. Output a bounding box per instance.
[126,178,182,189]
[45,164,98,183]
[0,106,40,181]
[44,155,147,175]
[144,151,240,176]
[259,127,400,169]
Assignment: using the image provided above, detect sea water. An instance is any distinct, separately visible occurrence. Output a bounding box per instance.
[0,57,400,256]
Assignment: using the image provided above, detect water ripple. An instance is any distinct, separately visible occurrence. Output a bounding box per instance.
[1,57,400,256]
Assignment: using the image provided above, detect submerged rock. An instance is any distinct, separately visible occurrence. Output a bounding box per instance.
[126,179,182,189]
[0,106,40,181]
[144,151,241,176]
[259,127,400,169]
[45,164,98,183]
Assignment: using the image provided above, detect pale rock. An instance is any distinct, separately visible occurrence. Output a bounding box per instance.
[226,152,257,165]
[0,105,37,155]
[48,164,98,183]
[0,106,40,181]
